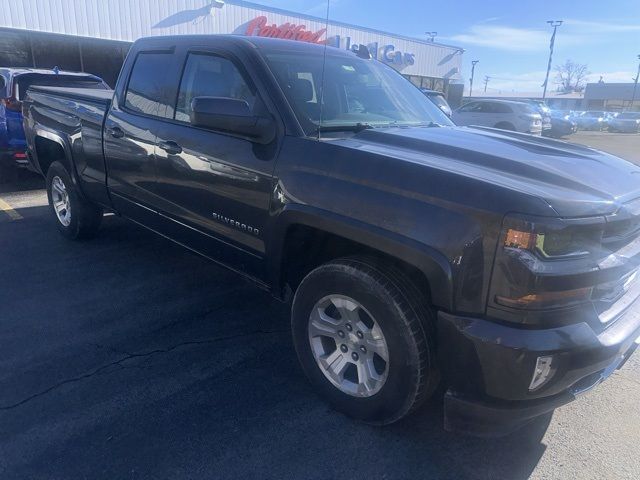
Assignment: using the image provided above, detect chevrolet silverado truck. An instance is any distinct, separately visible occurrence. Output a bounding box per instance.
[23,35,640,436]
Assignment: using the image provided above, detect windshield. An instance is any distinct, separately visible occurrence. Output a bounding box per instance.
[264,51,453,134]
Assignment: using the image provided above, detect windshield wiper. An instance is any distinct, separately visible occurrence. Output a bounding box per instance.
[316,123,374,133]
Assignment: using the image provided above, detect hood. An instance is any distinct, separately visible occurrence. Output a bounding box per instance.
[347,125,640,217]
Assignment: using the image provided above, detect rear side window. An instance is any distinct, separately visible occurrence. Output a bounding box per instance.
[175,53,256,123]
[125,52,176,118]
[477,103,496,113]
[492,103,513,114]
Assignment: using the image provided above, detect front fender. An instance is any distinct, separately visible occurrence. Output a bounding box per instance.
[267,203,454,310]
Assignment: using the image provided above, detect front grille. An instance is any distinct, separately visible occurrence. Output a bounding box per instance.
[597,197,640,324]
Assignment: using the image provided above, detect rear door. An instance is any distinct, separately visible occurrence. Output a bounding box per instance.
[103,48,181,222]
[149,46,279,281]
[476,102,499,126]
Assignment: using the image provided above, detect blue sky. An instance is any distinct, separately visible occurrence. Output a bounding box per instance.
[262,0,640,93]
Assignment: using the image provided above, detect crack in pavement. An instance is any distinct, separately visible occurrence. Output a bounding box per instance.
[0,329,288,411]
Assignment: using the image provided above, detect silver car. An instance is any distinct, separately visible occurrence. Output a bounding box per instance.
[575,111,607,131]
[608,112,640,133]
[452,100,543,135]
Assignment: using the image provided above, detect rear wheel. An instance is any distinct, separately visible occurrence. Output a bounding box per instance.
[46,161,102,239]
[291,257,439,424]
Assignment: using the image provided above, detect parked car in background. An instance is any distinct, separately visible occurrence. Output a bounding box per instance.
[574,111,607,131]
[420,89,452,117]
[524,99,552,134]
[452,99,542,135]
[547,110,578,138]
[608,112,640,133]
[0,68,108,169]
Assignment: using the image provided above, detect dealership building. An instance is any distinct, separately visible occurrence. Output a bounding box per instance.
[0,0,464,96]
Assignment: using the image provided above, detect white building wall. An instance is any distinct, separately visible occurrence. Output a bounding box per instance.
[0,0,462,80]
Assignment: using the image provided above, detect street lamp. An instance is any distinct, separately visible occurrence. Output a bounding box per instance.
[425,31,437,42]
[469,60,479,97]
[542,20,563,100]
[631,54,640,111]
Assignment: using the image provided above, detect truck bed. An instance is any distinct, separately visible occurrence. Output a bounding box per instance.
[23,85,114,207]
[27,85,113,105]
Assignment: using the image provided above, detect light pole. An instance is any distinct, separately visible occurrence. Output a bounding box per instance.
[631,54,640,111]
[425,31,437,42]
[469,60,479,97]
[542,20,562,100]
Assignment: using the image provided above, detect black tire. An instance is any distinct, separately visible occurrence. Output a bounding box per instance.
[494,122,515,131]
[291,256,439,425]
[46,161,103,240]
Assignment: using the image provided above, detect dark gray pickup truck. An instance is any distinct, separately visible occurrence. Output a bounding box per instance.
[23,35,640,436]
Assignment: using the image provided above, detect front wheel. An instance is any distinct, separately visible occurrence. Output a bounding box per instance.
[291,257,439,424]
[46,161,103,240]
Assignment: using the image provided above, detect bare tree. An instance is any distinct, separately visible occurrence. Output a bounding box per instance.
[554,60,590,93]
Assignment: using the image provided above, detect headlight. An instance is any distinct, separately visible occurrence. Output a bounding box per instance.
[489,214,605,314]
[504,223,602,260]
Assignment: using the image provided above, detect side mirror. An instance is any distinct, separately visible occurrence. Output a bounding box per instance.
[190,96,275,144]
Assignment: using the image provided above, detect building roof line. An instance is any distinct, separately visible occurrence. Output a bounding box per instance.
[224,0,464,51]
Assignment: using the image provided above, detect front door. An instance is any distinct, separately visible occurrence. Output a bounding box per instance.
[150,49,279,281]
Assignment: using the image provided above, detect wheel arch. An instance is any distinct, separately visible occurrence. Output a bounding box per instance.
[267,205,453,310]
[31,127,86,198]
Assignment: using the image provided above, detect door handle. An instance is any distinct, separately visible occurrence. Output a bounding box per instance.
[108,126,124,138]
[158,140,182,155]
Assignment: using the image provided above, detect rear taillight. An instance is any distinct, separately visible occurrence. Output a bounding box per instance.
[1,98,21,111]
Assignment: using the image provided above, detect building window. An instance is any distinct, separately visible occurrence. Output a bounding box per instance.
[0,29,32,67]
[31,32,82,71]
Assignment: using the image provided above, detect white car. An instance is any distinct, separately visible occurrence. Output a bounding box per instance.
[452,100,543,135]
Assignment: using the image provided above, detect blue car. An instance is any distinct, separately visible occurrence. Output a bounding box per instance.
[0,68,108,168]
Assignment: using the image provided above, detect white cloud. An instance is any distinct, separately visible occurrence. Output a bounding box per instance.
[478,71,548,93]
[304,0,337,16]
[562,19,640,33]
[445,18,640,53]
[471,70,638,94]
[445,25,586,52]
[587,71,637,83]
[446,26,546,51]
[476,16,503,25]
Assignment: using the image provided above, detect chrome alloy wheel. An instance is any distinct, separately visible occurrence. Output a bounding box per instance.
[308,295,389,397]
[51,176,71,227]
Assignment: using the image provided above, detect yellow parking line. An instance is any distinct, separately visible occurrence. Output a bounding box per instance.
[0,197,23,220]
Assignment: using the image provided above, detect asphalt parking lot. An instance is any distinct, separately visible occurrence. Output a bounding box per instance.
[0,131,639,480]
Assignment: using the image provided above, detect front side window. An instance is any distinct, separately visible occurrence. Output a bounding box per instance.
[124,52,176,118]
[265,51,453,133]
[175,53,256,123]
[459,102,482,113]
